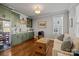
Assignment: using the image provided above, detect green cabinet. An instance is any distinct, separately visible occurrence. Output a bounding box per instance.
[30,32,34,39]
[11,34,22,46]
[11,32,34,46]
[0,5,34,46]
[27,32,34,40]
[25,33,27,40]
[27,17,34,40]
[22,32,34,41]
[26,32,29,40]
[29,32,34,39]
[22,33,26,42]
[17,34,22,44]
[11,34,18,45]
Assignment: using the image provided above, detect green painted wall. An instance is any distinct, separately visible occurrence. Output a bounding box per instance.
[0,4,34,46]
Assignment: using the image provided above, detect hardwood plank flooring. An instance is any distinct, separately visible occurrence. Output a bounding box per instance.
[0,39,53,56]
[11,39,36,56]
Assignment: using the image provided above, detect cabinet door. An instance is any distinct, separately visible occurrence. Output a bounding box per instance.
[29,32,31,39]
[31,32,34,38]
[11,34,17,46]
[26,32,29,40]
[12,34,23,46]
[23,33,27,41]
[22,33,25,42]
[25,33,27,41]
[28,32,34,39]
[17,34,22,44]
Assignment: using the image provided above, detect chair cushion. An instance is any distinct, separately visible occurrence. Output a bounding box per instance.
[57,34,64,41]
[61,40,73,52]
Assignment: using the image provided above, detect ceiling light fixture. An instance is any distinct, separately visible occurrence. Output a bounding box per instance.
[34,5,41,14]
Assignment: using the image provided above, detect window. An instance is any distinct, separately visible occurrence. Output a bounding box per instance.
[53,15,64,35]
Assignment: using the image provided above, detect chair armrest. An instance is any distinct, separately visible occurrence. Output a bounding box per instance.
[52,49,73,56]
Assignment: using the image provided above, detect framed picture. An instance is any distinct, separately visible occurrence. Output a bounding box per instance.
[38,21,47,28]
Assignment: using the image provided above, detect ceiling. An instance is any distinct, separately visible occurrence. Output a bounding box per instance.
[3,3,78,17]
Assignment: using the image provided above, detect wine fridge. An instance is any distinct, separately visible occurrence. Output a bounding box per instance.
[0,18,11,51]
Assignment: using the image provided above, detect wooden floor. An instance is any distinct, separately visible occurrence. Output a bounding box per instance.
[0,39,36,56]
[0,39,53,56]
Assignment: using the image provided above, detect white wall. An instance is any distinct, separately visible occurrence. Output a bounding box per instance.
[68,4,79,39]
[75,4,79,38]
[69,7,76,39]
[33,11,69,38]
[33,16,53,38]
[63,12,69,34]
